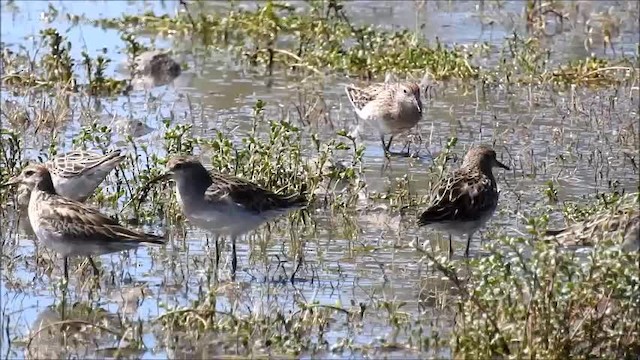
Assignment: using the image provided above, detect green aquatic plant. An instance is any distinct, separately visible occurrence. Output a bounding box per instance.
[1,28,127,95]
[543,180,559,203]
[93,0,479,80]
[81,51,128,96]
[2,1,636,97]
[487,32,638,87]
[88,0,637,86]
[423,216,640,358]
[559,190,639,223]
[157,289,362,357]
[40,28,75,89]
[107,100,367,224]
[0,129,24,205]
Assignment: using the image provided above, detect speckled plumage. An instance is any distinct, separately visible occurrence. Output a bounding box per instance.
[125,50,182,89]
[418,145,510,257]
[546,209,639,252]
[6,164,164,280]
[345,81,423,154]
[134,51,181,83]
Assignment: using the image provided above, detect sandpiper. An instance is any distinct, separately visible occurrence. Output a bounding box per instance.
[130,50,182,88]
[418,145,510,257]
[2,164,165,281]
[545,209,639,252]
[12,149,125,207]
[345,81,423,155]
[160,155,307,277]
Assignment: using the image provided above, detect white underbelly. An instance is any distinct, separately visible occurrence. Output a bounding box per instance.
[183,200,301,238]
[426,207,497,237]
[186,206,270,237]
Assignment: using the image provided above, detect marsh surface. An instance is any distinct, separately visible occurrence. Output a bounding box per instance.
[1,1,638,358]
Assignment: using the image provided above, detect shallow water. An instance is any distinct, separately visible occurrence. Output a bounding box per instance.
[1,0,639,358]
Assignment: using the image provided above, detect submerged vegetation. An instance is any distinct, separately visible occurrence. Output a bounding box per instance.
[1,0,639,358]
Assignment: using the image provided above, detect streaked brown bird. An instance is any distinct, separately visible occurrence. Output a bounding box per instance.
[418,145,510,257]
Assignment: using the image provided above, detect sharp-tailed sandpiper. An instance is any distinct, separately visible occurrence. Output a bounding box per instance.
[3,164,165,281]
[418,145,510,257]
[546,208,639,252]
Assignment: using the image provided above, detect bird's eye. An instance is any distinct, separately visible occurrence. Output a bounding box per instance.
[403,89,408,94]
[24,170,35,177]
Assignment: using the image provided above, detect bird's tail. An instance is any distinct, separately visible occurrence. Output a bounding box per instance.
[104,150,127,167]
[141,233,166,245]
[544,228,566,236]
[417,217,430,227]
[284,189,310,209]
[344,85,363,112]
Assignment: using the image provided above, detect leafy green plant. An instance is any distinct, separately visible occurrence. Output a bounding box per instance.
[423,206,640,358]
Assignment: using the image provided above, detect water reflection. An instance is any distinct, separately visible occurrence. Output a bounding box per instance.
[24,303,143,360]
[0,0,638,358]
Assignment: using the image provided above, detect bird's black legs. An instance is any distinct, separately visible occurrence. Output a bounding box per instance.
[465,234,472,257]
[61,258,69,320]
[63,257,69,282]
[387,135,395,152]
[88,257,100,277]
[448,234,453,259]
[380,135,390,153]
[231,236,237,281]
[215,235,221,269]
[381,135,413,157]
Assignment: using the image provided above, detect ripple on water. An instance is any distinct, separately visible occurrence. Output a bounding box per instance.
[1,0,638,358]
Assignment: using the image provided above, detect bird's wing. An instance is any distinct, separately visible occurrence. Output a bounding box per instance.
[38,195,163,244]
[204,173,307,214]
[344,83,388,112]
[48,150,124,178]
[418,170,497,226]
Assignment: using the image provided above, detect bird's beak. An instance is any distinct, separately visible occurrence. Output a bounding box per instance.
[1,174,22,188]
[415,99,423,114]
[142,171,173,188]
[495,159,510,170]
[121,171,172,211]
[155,171,173,182]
